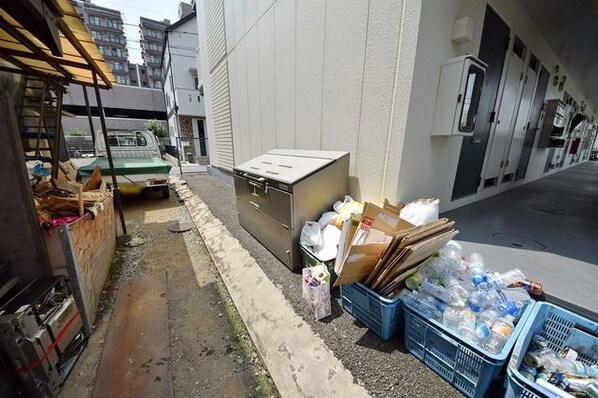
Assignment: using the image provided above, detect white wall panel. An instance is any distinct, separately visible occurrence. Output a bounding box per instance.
[320,0,369,176]
[204,0,227,72]
[230,43,251,164]
[354,0,404,202]
[273,0,295,149]
[295,0,326,149]
[245,28,263,158]
[258,9,277,152]
[223,0,235,52]
[209,60,235,169]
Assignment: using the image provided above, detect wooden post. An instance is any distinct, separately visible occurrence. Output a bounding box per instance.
[81,85,96,155]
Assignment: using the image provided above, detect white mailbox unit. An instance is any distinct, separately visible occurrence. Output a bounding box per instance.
[432,55,487,136]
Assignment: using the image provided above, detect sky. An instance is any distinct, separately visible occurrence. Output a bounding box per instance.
[92,0,181,64]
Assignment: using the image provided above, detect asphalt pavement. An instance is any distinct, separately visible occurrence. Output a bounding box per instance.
[183,173,472,398]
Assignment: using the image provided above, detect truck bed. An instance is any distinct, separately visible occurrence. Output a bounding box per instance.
[78,157,172,178]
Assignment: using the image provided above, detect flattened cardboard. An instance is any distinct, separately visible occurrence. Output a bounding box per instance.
[373,229,458,290]
[334,202,413,287]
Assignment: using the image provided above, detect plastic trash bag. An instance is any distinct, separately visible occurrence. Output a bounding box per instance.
[313,225,342,261]
[399,198,439,226]
[302,267,331,320]
[333,195,363,228]
[317,211,338,229]
[300,221,323,246]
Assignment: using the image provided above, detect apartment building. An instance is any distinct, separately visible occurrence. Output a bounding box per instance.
[72,0,129,85]
[139,17,170,89]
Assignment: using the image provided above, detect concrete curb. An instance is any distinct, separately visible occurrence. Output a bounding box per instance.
[170,176,370,398]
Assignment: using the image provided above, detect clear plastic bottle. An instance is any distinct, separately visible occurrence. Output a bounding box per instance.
[420,257,450,280]
[475,309,498,343]
[442,305,461,331]
[497,287,533,304]
[487,269,526,288]
[484,315,514,354]
[468,253,490,289]
[457,308,478,343]
[399,290,444,320]
[467,289,501,312]
[440,273,468,306]
[421,278,457,304]
[494,300,524,318]
[543,357,598,378]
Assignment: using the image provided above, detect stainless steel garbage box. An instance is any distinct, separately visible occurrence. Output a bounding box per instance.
[233,149,349,271]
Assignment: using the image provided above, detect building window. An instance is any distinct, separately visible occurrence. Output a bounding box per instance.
[107,19,120,29]
[89,16,100,25]
[193,76,199,89]
[148,43,162,52]
[154,81,162,89]
[152,68,162,77]
[111,47,123,57]
[111,61,125,71]
[116,75,127,85]
[91,30,100,40]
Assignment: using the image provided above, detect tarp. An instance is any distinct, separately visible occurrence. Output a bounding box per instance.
[78,157,172,178]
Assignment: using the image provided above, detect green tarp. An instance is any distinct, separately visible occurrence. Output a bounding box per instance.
[78,157,172,178]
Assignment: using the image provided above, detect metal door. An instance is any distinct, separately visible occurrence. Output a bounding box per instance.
[516,65,550,180]
[484,36,527,183]
[452,6,510,199]
[503,54,539,180]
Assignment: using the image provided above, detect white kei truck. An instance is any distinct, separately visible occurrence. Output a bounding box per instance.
[78,130,172,198]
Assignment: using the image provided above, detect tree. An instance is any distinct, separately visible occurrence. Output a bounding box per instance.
[144,119,167,138]
[68,128,85,137]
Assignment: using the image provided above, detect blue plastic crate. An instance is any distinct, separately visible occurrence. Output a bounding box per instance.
[403,301,533,398]
[505,302,598,398]
[340,282,403,340]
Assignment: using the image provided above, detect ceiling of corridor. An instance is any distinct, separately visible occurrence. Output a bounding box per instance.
[518,0,598,114]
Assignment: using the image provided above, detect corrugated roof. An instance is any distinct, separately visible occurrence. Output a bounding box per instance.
[0,0,115,88]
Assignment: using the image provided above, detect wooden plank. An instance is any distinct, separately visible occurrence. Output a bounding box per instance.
[66,195,116,327]
[93,273,173,398]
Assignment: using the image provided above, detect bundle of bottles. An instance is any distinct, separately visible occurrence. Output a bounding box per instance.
[519,335,598,397]
[399,241,540,354]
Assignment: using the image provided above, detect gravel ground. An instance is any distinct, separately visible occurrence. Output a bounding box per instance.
[182,173,495,398]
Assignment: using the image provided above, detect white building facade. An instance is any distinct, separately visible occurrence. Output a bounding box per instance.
[163,10,208,164]
[195,0,597,211]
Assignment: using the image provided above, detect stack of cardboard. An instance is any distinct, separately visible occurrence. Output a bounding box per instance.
[334,201,457,298]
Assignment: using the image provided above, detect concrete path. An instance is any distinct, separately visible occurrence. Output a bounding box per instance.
[170,176,370,398]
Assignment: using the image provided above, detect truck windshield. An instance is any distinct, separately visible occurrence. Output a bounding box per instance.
[107,132,148,147]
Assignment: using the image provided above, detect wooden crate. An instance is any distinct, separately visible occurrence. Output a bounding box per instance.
[44,196,116,333]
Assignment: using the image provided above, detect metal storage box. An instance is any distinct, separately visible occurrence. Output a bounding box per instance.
[234,149,349,271]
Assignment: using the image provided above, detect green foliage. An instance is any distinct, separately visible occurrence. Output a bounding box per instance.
[144,119,167,138]
[68,128,85,137]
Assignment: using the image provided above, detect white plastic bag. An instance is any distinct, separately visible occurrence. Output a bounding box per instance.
[300,221,323,246]
[399,198,439,226]
[332,195,363,228]
[313,224,342,261]
[317,211,338,229]
[302,267,331,320]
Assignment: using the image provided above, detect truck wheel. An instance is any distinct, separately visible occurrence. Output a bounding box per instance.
[161,186,170,199]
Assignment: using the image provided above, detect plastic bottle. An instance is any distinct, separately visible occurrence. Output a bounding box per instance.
[405,273,422,290]
[487,269,526,288]
[419,257,450,280]
[421,278,457,304]
[457,308,478,343]
[543,357,598,378]
[467,289,500,312]
[484,315,514,354]
[442,305,460,331]
[440,273,468,305]
[494,300,524,318]
[399,290,444,320]
[497,287,533,304]
[475,308,498,343]
[468,253,490,289]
